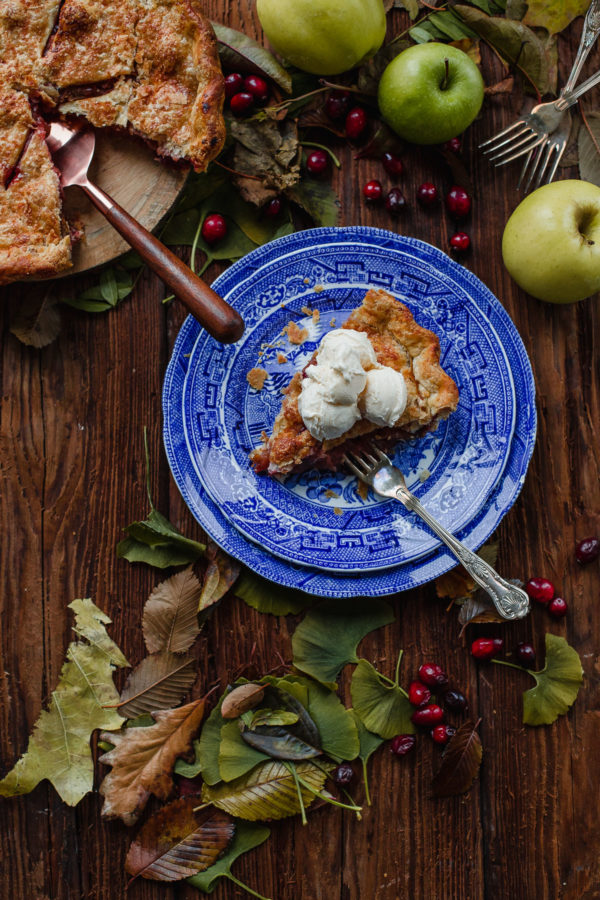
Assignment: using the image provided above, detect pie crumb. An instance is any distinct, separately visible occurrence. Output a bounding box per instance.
[301,306,313,316]
[314,285,324,293]
[330,318,336,327]
[284,321,309,345]
[357,480,369,501]
[419,468,432,483]
[324,490,340,499]
[247,367,269,391]
[303,278,310,284]
[333,507,343,515]
[312,309,320,324]
[276,352,288,364]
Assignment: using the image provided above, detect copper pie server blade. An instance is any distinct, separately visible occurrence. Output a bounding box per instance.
[47,121,244,344]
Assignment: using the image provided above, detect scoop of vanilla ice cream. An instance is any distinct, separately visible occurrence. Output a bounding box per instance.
[317,329,378,374]
[298,378,361,441]
[359,366,408,427]
[306,360,366,405]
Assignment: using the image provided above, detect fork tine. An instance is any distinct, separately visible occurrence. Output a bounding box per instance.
[523,143,547,193]
[492,134,547,166]
[481,125,531,156]
[363,450,379,467]
[545,141,565,184]
[517,148,537,191]
[488,130,542,163]
[479,118,526,149]
[533,140,554,189]
[370,444,391,464]
[343,451,369,477]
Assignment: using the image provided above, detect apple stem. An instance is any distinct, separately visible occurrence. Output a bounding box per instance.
[441,58,450,91]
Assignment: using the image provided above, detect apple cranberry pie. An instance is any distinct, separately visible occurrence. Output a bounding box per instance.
[0,0,225,286]
[250,289,459,476]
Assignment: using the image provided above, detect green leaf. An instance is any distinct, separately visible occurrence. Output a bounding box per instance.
[351,659,415,740]
[292,597,395,686]
[523,0,589,34]
[522,634,584,726]
[117,509,205,569]
[201,759,328,820]
[99,268,119,305]
[351,710,383,806]
[234,570,315,616]
[241,726,321,762]
[245,709,299,729]
[219,721,270,781]
[0,600,128,804]
[578,113,600,188]
[188,821,271,895]
[191,693,227,784]
[286,178,340,228]
[212,22,292,93]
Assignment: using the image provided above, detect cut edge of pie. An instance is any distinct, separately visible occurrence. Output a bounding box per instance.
[249,288,460,477]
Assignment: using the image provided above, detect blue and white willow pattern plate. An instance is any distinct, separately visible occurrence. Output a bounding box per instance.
[163,228,536,595]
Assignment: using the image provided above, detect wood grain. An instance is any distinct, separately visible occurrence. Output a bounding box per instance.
[1,4,600,900]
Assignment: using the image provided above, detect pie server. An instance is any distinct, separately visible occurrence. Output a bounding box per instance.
[47,121,245,344]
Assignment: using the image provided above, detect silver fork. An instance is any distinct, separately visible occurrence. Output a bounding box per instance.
[344,446,530,621]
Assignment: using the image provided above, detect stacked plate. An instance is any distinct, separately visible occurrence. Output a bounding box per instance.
[163,227,536,597]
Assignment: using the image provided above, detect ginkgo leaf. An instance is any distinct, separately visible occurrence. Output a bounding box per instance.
[125,799,234,882]
[522,634,584,726]
[143,567,202,654]
[234,571,315,616]
[99,697,208,826]
[187,821,271,895]
[199,544,241,613]
[351,660,415,739]
[432,720,482,797]
[0,599,128,805]
[192,696,228,785]
[351,710,383,806]
[117,650,197,718]
[219,720,270,782]
[201,759,328,821]
[292,598,394,686]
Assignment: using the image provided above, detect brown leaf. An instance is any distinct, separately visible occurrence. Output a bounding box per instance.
[118,651,197,719]
[125,799,234,882]
[221,684,265,719]
[432,720,483,798]
[10,292,61,348]
[143,567,202,654]
[450,38,481,66]
[458,594,505,630]
[199,544,241,612]
[485,76,515,95]
[99,697,207,825]
[436,539,499,602]
[231,118,301,206]
[522,0,589,35]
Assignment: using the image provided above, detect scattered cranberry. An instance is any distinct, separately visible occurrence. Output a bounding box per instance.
[305,149,328,176]
[345,106,367,140]
[363,179,383,202]
[332,763,354,785]
[516,642,536,667]
[391,734,416,756]
[548,596,568,618]
[492,638,504,653]
[450,232,470,253]
[382,151,403,177]
[417,663,448,689]
[444,137,462,153]
[431,724,456,745]
[443,689,468,713]
[201,213,227,246]
[385,187,406,215]
[525,577,555,604]
[325,89,352,121]
[244,75,269,105]
[576,537,600,565]
[229,91,254,117]
[446,186,471,218]
[408,681,431,708]
[471,637,502,661]
[224,73,244,100]
[263,197,282,218]
[411,704,444,727]
[417,182,438,206]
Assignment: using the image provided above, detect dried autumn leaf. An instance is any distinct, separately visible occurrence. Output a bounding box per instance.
[523,0,589,35]
[10,292,61,348]
[221,684,265,719]
[458,594,505,629]
[125,799,234,882]
[578,112,600,188]
[522,634,583,726]
[187,821,271,896]
[199,544,241,612]
[117,650,197,719]
[231,118,301,206]
[99,697,207,825]
[431,720,483,798]
[234,570,314,616]
[143,567,202,654]
[436,539,499,602]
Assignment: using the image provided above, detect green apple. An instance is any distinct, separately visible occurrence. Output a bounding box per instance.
[378,43,484,144]
[502,180,600,304]
[256,0,386,76]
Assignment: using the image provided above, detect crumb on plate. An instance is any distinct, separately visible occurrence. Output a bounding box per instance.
[333,506,343,515]
[419,468,432,483]
[301,306,313,316]
[312,309,320,324]
[357,480,369,501]
[284,321,309,345]
[324,489,340,499]
[246,367,269,391]
[314,285,324,293]
[276,352,288,364]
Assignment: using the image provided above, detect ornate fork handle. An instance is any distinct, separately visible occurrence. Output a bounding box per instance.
[560,0,600,101]
[395,486,530,621]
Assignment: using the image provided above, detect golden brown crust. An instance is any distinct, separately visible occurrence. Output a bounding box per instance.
[0,0,61,90]
[250,289,459,475]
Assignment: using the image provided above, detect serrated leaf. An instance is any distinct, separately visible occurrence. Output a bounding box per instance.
[432,720,482,797]
[219,721,271,781]
[523,0,588,34]
[351,660,415,739]
[99,697,208,826]
[212,22,292,93]
[10,293,61,348]
[117,508,206,569]
[522,634,584,726]
[578,113,600,188]
[201,759,328,821]
[143,567,202,654]
[199,544,241,613]
[0,600,128,805]
[286,178,341,228]
[187,821,271,895]
[292,597,395,686]
[125,801,234,882]
[117,650,197,719]
[234,570,315,616]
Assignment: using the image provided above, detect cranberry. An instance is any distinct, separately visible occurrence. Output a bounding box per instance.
[450,232,471,253]
[305,149,328,176]
[407,681,431,708]
[417,663,448,689]
[444,137,462,153]
[411,704,444,727]
[576,537,600,564]
[417,182,438,206]
[230,91,254,117]
[382,151,403,177]
[431,724,456,745]
[446,186,471,218]
[492,638,504,653]
[385,187,406,215]
[391,734,416,756]
[525,577,555,604]
[516,642,536,667]
[332,763,354,785]
[443,689,468,713]
[263,197,282,218]
[224,73,244,100]
[345,106,367,140]
[548,596,568,618]
[471,637,502,661]
[325,89,352,121]
[363,179,382,202]
[201,213,227,246]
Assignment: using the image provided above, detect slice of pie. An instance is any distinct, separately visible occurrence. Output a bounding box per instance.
[250,289,459,476]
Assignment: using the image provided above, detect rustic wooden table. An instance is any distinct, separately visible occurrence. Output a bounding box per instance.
[1,4,599,899]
